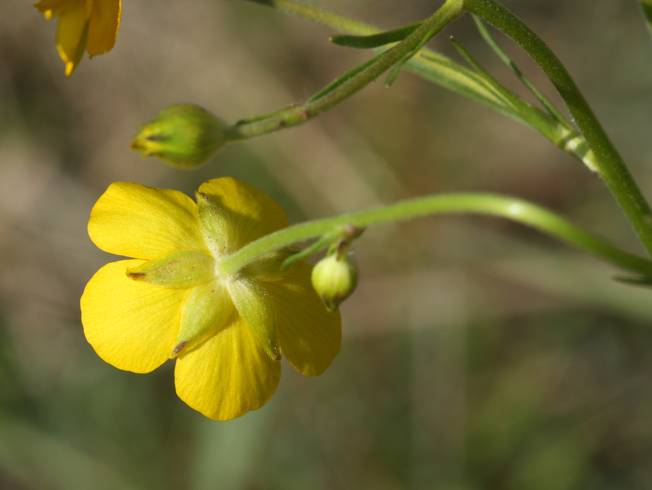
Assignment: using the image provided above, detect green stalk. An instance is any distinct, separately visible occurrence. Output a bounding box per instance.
[463,0,652,255]
[227,0,464,140]
[240,1,596,177]
[244,0,376,33]
[217,192,652,277]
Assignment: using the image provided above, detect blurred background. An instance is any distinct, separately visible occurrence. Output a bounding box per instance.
[2,0,652,488]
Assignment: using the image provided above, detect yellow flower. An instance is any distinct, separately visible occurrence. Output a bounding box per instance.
[81,177,341,420]
[35,0,122,76]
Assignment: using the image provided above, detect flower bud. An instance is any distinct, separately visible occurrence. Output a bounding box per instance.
[131,104,228,169]
[311,253,358,311]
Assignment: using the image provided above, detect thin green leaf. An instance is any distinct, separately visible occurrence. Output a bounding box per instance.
[308,51,384,103]
[409,51,514,114]
[449,36,520,112]
[331,22,421,49]
[384,24,444,87]
[613,274,652,287]
[281,235,333,270]
[446,36,571,147]
[385,55,408,87]
[472,15,569,125]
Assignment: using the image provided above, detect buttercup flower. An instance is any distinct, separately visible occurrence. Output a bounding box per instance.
[35,0,122,76]
[81,177,341,420]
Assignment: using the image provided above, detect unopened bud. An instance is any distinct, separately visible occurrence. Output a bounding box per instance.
[131,104,228,169]
[311,253,358,311]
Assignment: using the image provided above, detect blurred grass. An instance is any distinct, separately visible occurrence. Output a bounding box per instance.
[1,0,652,488]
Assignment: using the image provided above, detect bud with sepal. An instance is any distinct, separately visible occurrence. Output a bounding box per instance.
[131,104,228,169]
[311,251,358,311]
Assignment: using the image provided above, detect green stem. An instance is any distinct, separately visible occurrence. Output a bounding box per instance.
[243,0,377,33]
[218,192,652,277]
[463,0,652,255]
[240,1,596,179]
[227,0,464,141]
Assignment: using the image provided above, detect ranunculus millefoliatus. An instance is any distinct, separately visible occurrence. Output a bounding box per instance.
[81,177,341,420]
[35,0,122,76]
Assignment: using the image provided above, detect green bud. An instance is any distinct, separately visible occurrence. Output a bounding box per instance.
[131,104,228,169]
[311,253,358,311]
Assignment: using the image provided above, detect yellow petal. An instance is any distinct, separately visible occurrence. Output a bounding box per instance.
[35,0,67,17]
[197,177,288,255]
[81,260,187,373]
[88,182,206,260]
[255,263,341,376]
[174,318,281,420]
[54,0,89,76]
[87,0,121,56]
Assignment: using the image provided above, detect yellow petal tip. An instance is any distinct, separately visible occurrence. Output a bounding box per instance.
[64,62,75,77]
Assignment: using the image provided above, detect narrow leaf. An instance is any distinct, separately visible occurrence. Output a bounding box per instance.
[282,233,337,270]
[384,25,441,87]
[613,274,652,287]
[410,51,515,115]
[472,15,568,125]
[308,51,384,103]
[385,57,407,87]
[449,36,520,112]
[331,22,421,49]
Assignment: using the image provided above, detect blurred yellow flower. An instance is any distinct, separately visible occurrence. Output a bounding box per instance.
[35,0,122,76]
[81,177,341,420]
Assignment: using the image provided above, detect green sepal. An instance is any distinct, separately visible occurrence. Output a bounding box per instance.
[227,279,280,361]
[330,22,421,49]
[126,251,214,289]
[196,191,231,256]
[173,282,235,357]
